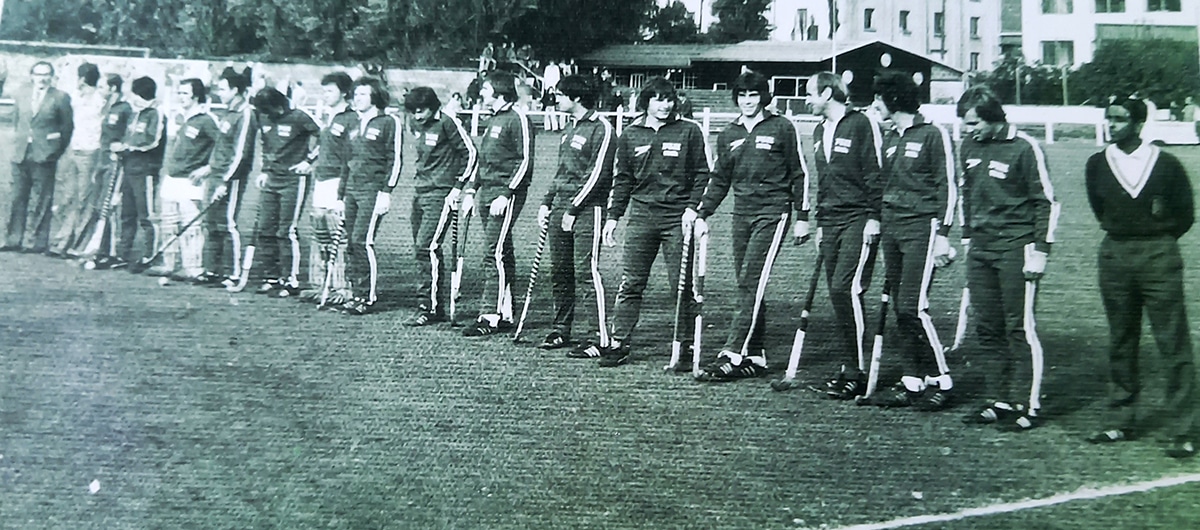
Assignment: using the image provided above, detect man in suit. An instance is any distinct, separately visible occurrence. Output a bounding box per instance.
[3,61,74,253]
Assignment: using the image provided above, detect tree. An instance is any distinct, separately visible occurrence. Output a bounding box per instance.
[706,0,771,43]
[1069,39,1200,109]
[648,1,700,44]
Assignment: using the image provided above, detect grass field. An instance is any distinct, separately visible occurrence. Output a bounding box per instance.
[2,125,1200,529]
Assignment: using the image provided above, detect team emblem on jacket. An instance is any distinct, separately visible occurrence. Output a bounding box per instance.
[366,127,380,141]
[488,125,503,139]
[755,135,775,150]
[988,160,1010,180]
[833,137,852,154]
[425,132,439,146]
[569,134,587,150]
[278,124,293,137]
[904,142,922,158]
[730,138,745,151]
[662,142,682,157]
[965,158,982,169]
[331,123,345,136]
[184,125,200,139]
[218,120,231,134]
[634,145,652,157]
[108,114,120,125]
[262,125,273,134]
[886,145,898,158]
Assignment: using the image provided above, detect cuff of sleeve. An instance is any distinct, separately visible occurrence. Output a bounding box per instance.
[499,189,513,199]
[937,224,951,237]
[1034,241,1051,254]
[794,210,809,222]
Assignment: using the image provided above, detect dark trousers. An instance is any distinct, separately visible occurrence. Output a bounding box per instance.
[1098,235,1196,437]
[610,205,694,346]
[252,176,308,286]
[202,178,248,278]
[6,159,59,250]
[818,217,878,371]
[549,205,607,345]
[475,191,527,321]
[967,244,1044,412]
[722,212,789,360]
[411,190,454,314]
[882,217,949,378]
[344,187,383,303]
[116,169,159,262]
[83,154,122,257]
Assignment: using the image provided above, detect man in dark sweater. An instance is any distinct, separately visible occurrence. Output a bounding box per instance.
[1084,97,1196,459]
[692,70,810,381]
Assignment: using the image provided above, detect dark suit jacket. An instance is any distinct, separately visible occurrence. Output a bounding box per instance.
[12,86,73,164]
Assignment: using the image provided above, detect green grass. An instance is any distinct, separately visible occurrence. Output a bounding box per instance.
[1,128,1199,529]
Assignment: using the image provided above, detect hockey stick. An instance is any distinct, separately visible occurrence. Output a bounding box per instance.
[664,226,695,371]
[136,197,223,269]
[317,210,346,309]
[449,209,468,326]
[227,217,260,293]
[689,229,708,378]
[771,252,825,392]
[512,222,550,344]
[80,159,124,260]
[857,279,893,403]
[947,286,969,353]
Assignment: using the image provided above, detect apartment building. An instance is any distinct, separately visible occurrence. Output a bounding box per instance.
[1017,0,1200,67]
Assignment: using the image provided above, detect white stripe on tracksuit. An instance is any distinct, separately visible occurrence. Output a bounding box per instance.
[586,206,610,347]
[286,177,308,286]
[493,199,519,321]
[918,218,949,375]
[365,209,384,304]
[427,201,454,313]
[851,233,874,371]
[227,179,243,276]
[739,213,789,362]
[1024,280,1044,412]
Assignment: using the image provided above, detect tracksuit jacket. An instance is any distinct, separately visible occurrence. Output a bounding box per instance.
[313,106,357,183]
[542,110,615,213]
[881,115,956,234]
[344,112,403,194]
[811,110,883,224]
[959,124,1058,253]
[698,112,809,219]
[259,108,319,177]
[100,100,132,150]
[412,110,476,193]
[209,96,258,183]
[473,103,532,204]
[122,104,166,176]
[164,110,218,178]
[607,115,710,220]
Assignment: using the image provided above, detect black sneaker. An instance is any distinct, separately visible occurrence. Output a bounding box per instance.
[912,387,953,412]
[538,331,572,350]
[597,343,631,367]
[566,342,604,359]
[190,272,226,286]
[1167,438,1197,459]
[339,297,375,316]
[1086,429,1133,444]
[406,310,445,327]
[694,356,767,382]
[273,284,302,298]
[462,318,513,337]
[962,402,1023,425]
[997,412,1041,432]
[826,370,867,400]
[255,279,281,295]
[863,382,919,408]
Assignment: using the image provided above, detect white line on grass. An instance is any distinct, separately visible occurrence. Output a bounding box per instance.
[820,473,1200,530]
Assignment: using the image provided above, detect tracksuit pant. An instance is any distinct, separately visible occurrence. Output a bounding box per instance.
[203,175,248,279]
[818,216,878,372]
[50,149,99,253]
[1098,235,1196,438]
[84,153,122,257]
[6,159,59,251]
[967,243,1044,413]
[251,175,308,287]
[411,189,455,314]
[720,212,790,363]
[881,217,949,380]
[116,166,159,263]
[475,190,527,322]
[343,187,384,304]
[549,204,608,346]
[610,204,694,347]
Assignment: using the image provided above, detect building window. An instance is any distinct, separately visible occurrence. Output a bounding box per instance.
[934,12,945,36]
[864,8,875,30]
[970,53,981,71]
[970,17,980,38]
[1095,0,1125,12]
[899,10,910,32]
[1148,0,1181,11]
[1041,0,1073,13]
[1042,41,1075,66]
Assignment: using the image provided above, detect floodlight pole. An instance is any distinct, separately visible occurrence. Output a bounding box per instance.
[831,0,838,73]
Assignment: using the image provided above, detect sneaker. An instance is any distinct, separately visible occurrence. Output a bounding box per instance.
[912,387,953,412]
[997,412,1041,432]
[462,318,513,337]
[961,402,1023,425]
[144,265,176,277]
[566,342,604,359]
[538,331,572,350]
[127,259,152,274]
[255,279,281,295]
[1167,438,1197,459]
[273,284,302,298]
[597,343,631,367]
[826,370,867,400]
[406,310,445,327]
[190,272,226,286]
[1086,429,1133,444]
[94,256,126,270]
[339,297,375,316]
[694,356,767,382]
[864,382,919,408]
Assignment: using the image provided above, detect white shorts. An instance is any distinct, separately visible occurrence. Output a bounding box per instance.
[160,175,204,203]
[311,178,342,210]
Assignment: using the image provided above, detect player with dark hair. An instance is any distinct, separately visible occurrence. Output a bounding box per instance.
[145,77,219,280]
[860,70,958,409]
[461,70,534,335]
[193,67,257,287]
[956,86,1059,431]
[404,85,477,325]
[335,77,403,315]
[600,76,711,367]
[83,73,134,269]
[536,74,616,356]
[240,86,320,296]
[1084,97,1196,458]
[49,62,103,257]
[298,71,357,303]
[805,71,885,399]
[691,70,810,381]
[114,76,166,271]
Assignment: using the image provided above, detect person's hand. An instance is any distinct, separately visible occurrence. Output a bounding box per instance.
[461,191,475,216]
[602,219,619,247]
[255,173,268,189]
[188,165,212,185]
[374,191,391,215]
[537,204,551,229]
[561,212,575,232]
[211,183,228,201]
[932,235,954,268]
[290,160,313,175]
[793,219,811,245]
[693,217,709,239]
[1023,243,1048,281]
[445,188,462,211]
[489,195,509,216]
[863,218,881,245]
[681,208,698,232]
